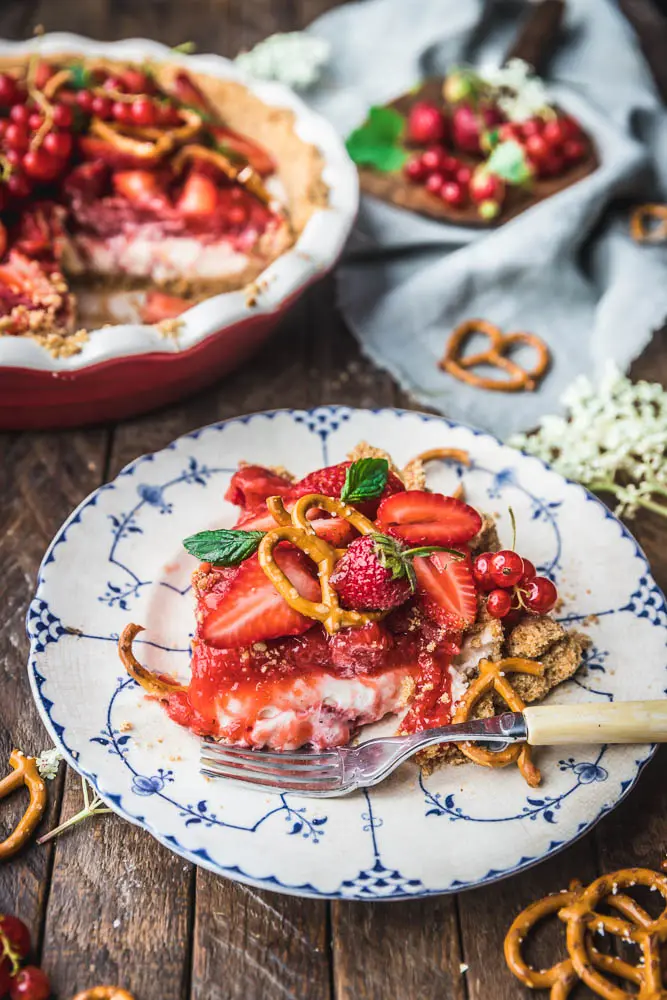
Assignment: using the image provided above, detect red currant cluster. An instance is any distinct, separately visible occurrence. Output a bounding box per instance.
[473,548,558,620]
[0,915,50,1000]
[74,70,181,128]
[0,72,75,208]
[404,140,504,218]
[496,114,586,179]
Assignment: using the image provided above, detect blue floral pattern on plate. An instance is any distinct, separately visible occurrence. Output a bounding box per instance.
[26,408,667,900]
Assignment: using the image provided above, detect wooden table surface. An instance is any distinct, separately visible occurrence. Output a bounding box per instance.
[1,1,666,997]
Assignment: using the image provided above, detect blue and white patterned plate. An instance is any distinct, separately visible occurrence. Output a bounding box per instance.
[27,408,667,900]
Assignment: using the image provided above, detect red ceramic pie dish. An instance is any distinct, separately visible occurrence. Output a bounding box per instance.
[0,34,358,430]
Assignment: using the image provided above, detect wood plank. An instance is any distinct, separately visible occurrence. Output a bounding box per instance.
[0,429,108,946]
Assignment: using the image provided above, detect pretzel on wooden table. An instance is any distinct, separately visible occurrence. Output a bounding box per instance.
[72,989,135,1000]
[0,750,47,860]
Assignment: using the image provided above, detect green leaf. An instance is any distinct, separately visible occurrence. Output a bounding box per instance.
[66,61,93,91]
[486,139,533,186]
[182,528,265,565]
[346,106,409,173]
[340,458,389,503]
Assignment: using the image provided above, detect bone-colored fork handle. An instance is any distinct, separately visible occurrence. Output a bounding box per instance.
[524,700,667,746]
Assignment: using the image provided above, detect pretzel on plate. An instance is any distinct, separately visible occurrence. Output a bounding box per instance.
[630,203,667,244]
[452,657,544,786]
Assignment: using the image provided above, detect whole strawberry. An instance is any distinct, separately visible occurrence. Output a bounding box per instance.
[330,534,413,611]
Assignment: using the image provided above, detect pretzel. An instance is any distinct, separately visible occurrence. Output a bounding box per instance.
[118,623,187,699]
[452,657,544,786]
[504,868,667,1000]
[71,989,135,1000]
[90,109,202,162]
[410,447,471,467]
[560,868,667,999]
[439,319,550,393]
[258,494,384,634]
[0,750,47,860]
[630,204,667,244]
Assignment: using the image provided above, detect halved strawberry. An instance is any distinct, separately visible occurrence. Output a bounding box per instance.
[113,170,171,210]
[176,171,218,216]
[169,70,216,116]
[140,292,191,324]
[225,465,294,510]
[413,551,477,630]
[200,546,320,648]
[376,491,482,546]
[210,125,276,177]
[288,461,405,518]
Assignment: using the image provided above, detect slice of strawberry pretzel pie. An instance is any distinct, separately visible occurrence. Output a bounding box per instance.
[119,445,588,781]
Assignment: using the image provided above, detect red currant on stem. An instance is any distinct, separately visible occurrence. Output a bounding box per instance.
[487,588,512,618]
[520,558,536,583]
[22,148,60,182]
[4,123,29,152]
[0,958,12,998]
[43,131,72,160]
[75,90,95,113]
[27,113,44,131]
[521,117,543,138]
[425,172,444,196]
[91,95,113,119]
[7,171,32,198]
[420,147,444,173]
[9,104,30,126]
[404,156,426,183]
[472,552,495,591]
[111,101,133,124]
[524,133,549,163]
[524,576,558,614]
[441,180,466,207]
[0,915,31,961]
[51,103,73,129]
[131,97,158,126]
[0,73,19,107]
[9,966,51,1000]
[489,549,525,588]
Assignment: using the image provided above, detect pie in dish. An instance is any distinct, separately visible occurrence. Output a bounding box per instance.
[119,445,589,780]
[0,52,327,355]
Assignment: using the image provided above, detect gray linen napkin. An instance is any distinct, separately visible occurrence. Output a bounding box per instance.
[306,0,667,438]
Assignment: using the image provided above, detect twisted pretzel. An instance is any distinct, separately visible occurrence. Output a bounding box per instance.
[560,868,667,1000]
[258,494,383,634]
[440,319,550,393]
[630,204,667,244]
[72,989,135,1000]
[0,750,47,860]
[505,868,667,1000]
[452,657,544,786]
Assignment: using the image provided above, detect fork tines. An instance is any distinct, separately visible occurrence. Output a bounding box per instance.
[200,740,343,793]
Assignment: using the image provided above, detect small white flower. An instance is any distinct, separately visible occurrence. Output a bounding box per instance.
[36,747,64,780]
[482,59,551,122]
[510,363,667,522]
[235,32,330,90]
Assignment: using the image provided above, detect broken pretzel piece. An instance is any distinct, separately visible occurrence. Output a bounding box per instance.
[0,750,47,860]
[630,203,667,244]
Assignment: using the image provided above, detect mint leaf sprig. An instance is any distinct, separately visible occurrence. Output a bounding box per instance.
[346,106,409,173]
[183,528,265,565]
[340,458,389,503]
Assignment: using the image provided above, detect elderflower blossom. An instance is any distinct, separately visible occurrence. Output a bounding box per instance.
[36,746,64,780]
[235,32,330,91]
[510,364,667,520]
[483,58,551,122]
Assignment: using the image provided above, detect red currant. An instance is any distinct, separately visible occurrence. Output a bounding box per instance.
[4,123,29,152]
[42,131,72,160]
[0,915,31,960]
[472,552,495,591]
[9,103,30,125]
[130,97,158,126]
[420,147,444,173]
[404,156,426,183]
[91,95,113,119]
[524,133,549,163]
[0,73,19,107]
[455,165,472,187]
[441,155,460,177]
[7,170,32,198]
[563,138,586,164]
[441,180,466,207]
[22,148,59,182]
[9,965,51,1000]
[51,103,73,129]
[524,576,558,614]
[489,550,525,588]
[103,75,127,93]
[521,117,543,138]
[487,589,512,618]
[519,558,536,583]
[27,113,44,131]
[75,90,95,113]
[5,148,21,167]
[542,118,566,147]
[425,172,445,195]
[469,166,504,204]
[111,101,134,125]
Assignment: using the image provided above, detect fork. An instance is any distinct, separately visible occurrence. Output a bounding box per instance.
[200,700,667,797]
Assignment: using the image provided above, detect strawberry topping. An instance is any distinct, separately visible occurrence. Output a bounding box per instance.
[376,491,482,546]
[413,550,478,630]
[225,464,294,510]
